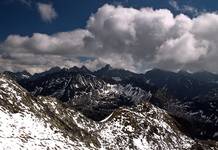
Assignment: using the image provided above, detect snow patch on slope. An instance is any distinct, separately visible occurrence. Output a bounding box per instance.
[98,104,195,150]
[0,106,84,150]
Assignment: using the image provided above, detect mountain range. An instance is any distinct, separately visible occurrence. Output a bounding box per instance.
[1,65,218,149]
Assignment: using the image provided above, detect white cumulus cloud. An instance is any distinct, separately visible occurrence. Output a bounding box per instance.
[169,0,200,16]
[37,3,57,22]
[1,4,218,73]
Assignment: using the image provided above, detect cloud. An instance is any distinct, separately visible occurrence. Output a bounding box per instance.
[19,0,32,6]
[85,5,208,70]
[169,0,200,16]
[156,33,208,64]
[2,29,91,55]
[169,0,179,11]
[1,4,218,73]
[37,3,57,22]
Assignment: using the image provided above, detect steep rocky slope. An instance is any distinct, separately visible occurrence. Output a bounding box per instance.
[1,74,217,149]
[144,69,218,140]
[16,67,152,121]
[98,103,195,149]
[0,74,99,149]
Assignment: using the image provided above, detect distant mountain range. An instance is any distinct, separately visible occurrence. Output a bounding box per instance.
[1,65,218,149]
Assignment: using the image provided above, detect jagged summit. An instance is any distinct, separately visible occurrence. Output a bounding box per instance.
[42,66,62,74]
[145,68,175,76]
[80,65,90,72]
[3,70,31,81]
[177,70,192,75]
[49,66,62,72]
[102,64,113,71]
[94,64,139,81]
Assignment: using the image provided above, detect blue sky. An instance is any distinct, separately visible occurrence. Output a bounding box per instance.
[1,0,218,41]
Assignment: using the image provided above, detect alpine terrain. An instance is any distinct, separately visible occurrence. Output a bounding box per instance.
[0,65,217,149]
